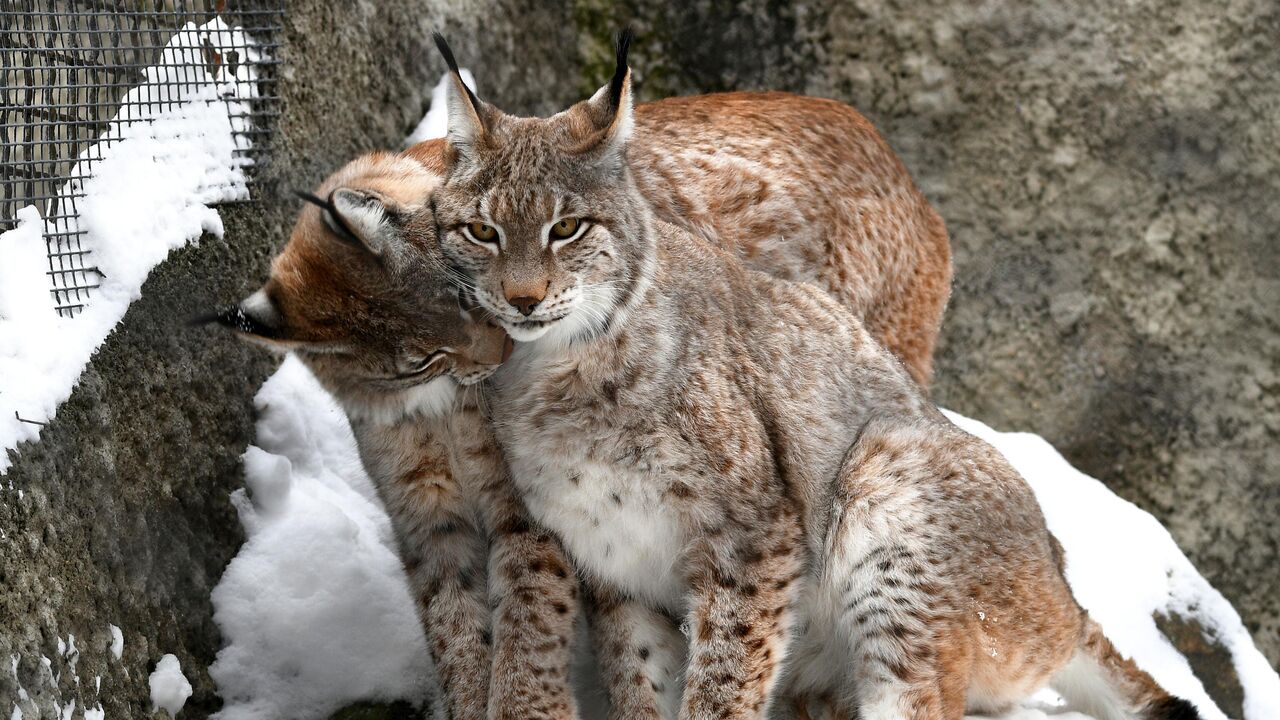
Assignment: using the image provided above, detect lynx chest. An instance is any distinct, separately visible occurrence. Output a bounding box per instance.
[494,361,696,612]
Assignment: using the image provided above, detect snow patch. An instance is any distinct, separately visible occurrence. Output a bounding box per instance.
[108,625,124,661]
[149,654,192,717]
[0,18,261,473]
[207,356,434,720]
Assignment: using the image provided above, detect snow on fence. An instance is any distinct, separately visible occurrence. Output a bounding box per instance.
[0,1,283,472]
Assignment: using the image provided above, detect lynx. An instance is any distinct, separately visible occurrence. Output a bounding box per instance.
[212,51,956,718]
[429,33,1201,720]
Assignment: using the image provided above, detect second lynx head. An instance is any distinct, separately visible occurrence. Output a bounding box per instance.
[432,32,651,345]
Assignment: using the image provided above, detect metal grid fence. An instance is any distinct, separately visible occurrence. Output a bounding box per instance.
[0,0,282,317]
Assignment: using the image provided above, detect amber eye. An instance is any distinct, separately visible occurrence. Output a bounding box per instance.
[549,217,581,241]
[466,222,498,243]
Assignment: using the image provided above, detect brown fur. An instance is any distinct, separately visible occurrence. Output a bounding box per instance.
[213,153,579,720]
[629,92,950,387]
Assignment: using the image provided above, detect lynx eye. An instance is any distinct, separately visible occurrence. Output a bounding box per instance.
[465,222,498,244]
[549,217,583,241]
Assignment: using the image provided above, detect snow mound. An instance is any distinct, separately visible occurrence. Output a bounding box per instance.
[0,18,261,473]
[149,654,192,717]
[208,356,434,720]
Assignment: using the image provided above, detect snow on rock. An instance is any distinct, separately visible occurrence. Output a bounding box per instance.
[0,207,57,326]
[149,654,192,717]
[947,411,1280,720]
[108,625,124,661]
[208,356,434,720]
[0,18,260,473]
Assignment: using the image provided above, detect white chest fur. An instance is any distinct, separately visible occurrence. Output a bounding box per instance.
[509,452,687,612]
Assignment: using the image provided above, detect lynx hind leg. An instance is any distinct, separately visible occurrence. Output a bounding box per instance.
[828,419,1086,719]
[826,425,973,719]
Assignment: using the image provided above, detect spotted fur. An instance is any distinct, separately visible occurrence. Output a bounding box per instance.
[430,40,1200,720]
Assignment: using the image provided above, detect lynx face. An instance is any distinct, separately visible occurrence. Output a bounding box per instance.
[209,151,511,422]
[432,37,648,346]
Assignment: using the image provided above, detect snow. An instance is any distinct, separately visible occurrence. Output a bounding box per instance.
[205,71,1280,719]
[0,18,260,473]
[0,207,57,326]
[207,356,434,720]
[108,625,123,661]
[149,654,192,717]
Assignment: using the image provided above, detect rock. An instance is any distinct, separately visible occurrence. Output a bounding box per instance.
[329,701,428,720]
[1156,611,1246,719]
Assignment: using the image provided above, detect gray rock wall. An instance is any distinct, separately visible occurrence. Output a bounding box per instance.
[2,0,1274,718]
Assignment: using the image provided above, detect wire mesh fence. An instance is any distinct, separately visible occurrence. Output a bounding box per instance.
[0,0,283,317]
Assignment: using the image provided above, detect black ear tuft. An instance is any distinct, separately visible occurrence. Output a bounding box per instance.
[432,31,483,107]
[432,31,461,74]
[193,304,280,339]
[610,28,634,109]
[293,189,328,209]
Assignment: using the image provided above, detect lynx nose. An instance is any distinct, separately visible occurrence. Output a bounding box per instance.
[508,296,541,316]
[503,280,548,317]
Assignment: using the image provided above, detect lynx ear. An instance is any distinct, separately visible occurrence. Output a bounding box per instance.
[432,32,488,157]
[575,29,634,154]
[296,188,402,259]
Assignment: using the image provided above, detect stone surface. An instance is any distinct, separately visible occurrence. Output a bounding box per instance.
[2,0,1276,718]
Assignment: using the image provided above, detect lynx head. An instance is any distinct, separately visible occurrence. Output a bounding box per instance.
[430,30,654,346]
[205,147,511,422]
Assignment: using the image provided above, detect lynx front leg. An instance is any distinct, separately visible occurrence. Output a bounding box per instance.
[402,514,492,720]
[487,522,582,720]
[587,581,686,720]
[680,510,805,720]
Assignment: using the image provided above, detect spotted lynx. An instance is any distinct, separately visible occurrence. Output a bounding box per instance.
[430,33,1201,720]
[209,71,951,720]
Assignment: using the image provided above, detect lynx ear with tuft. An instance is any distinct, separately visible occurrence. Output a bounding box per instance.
[432,31,488,157]
[577,28,635,153]
[296,188,400,259]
